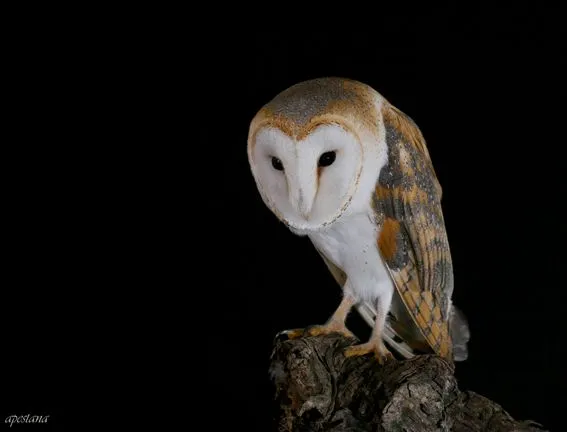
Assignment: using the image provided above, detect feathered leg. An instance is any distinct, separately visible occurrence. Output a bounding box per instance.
[344,290,394,364]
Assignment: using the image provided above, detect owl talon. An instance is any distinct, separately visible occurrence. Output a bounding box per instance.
[275,328,306,341]
[304,322,356,339]
[344,342,393,365]
[276,322,355,341]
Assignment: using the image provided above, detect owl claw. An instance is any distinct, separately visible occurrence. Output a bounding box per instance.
[304,322,356,339]
[344,341,394,365]
[276,322,356,341]
[275,328,305,341]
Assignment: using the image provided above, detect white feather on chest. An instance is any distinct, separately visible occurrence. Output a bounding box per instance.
[308,211,395,304]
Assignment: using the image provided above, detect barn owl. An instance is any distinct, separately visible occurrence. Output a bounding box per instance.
[247,77,470,364]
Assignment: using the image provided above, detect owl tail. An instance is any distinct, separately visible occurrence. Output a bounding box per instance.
[449,304,470,362]
[356,301,471,362]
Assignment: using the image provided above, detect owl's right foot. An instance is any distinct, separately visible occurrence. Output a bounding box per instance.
[277,320,356,341]
[277,295,357,341]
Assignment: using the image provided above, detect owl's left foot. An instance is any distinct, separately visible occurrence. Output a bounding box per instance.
[277,320,356,341]
[344,341,394,365]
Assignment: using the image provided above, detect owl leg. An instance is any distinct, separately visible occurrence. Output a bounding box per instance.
[283,293,356,340]
[344,291,394,364]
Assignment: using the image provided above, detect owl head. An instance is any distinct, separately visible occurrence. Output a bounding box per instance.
[247,77,389,233]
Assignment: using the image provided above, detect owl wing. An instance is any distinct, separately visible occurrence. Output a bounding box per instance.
[372,104,455,360]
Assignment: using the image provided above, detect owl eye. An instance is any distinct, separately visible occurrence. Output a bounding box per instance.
[318,151,336,167]
[271,156,284,171]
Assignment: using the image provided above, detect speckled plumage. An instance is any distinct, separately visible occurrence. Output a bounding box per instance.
[247,77,469,363]
[249,78,379,144]
[374,106,455,359]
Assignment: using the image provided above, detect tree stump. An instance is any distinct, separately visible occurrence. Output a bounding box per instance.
[269,332,548,432]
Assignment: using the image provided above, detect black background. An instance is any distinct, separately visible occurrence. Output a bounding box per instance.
[2,5,565,431]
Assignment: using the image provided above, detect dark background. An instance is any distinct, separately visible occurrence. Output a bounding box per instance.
[213,7,566,432]
[1,5,565,431]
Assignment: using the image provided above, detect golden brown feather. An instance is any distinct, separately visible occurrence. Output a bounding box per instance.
[248,77,380,148]
[373,103,454,360]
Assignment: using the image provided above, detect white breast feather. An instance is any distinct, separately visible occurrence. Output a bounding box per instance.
[309,211,395,304]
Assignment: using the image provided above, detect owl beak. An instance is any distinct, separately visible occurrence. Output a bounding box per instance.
[291,186,316,220]
[287,163,317,220]
[297,191,311,220]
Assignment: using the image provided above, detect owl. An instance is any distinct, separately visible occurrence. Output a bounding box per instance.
[247,77,470,364]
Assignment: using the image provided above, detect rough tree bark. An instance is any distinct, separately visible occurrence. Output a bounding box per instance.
[269,332,548,432]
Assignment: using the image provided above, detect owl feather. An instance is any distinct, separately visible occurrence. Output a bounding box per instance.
[371,104,459,360]
[313,101,469,361]
[247,77,470,363]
